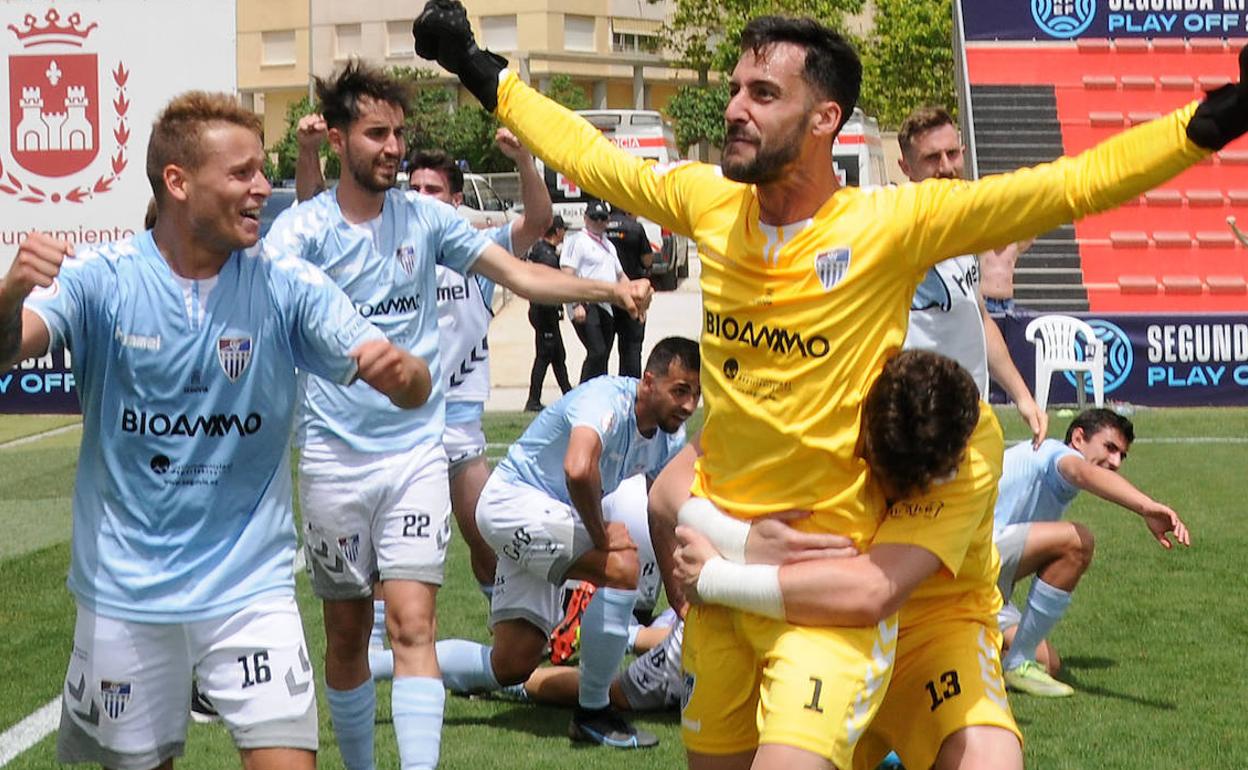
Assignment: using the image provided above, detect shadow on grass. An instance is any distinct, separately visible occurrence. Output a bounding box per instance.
[444,700,680,742]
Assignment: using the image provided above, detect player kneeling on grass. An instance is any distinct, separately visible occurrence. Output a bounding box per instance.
[993,408,1190,698]
[0,91,432,770]
[435,337,700,749]
[674,349,1024,770]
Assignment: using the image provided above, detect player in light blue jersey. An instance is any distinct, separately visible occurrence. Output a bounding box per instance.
[409,136,552,598]
[993,408,1190,697]
[436,337,699,749]
[0,92,431,770]
[266,62,653,770]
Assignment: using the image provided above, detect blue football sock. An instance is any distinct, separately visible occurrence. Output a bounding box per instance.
[326,679,376,770]
[368,646,394,681]
[435,638,500,693]
[392,676,445,770]
[1003,578,1072,670]
[369,600,387,649]
[578,586,637,709]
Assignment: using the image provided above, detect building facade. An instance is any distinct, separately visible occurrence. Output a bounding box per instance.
[236,0,702,154]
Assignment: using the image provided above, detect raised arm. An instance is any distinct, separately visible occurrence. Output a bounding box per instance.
[1056,455,1191,548]
[471,242,651,318]
[495,128,552,257]
[294,113,329,203]
[413,1,730,237]
[981,294,1047,446]
[0,234,71,369]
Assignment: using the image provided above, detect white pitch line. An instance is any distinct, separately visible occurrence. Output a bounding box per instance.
[1007,436,1248,446]
[0,697,59,766]
[0,422,82,451]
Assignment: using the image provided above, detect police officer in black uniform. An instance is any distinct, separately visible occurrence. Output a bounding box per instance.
[525,215,573,411]
[604,206,654,378]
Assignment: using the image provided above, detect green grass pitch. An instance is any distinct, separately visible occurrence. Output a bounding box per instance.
[0,407,1244,769]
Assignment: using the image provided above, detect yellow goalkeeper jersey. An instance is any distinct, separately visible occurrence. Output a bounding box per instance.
[872,402,1005,627]
[498,72,1205,547]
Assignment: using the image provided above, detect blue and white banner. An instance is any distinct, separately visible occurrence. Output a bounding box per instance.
[1,348,77,413]
[993,312,1248,407]
[961,0,1248,40]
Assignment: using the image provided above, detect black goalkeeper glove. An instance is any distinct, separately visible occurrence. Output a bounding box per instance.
[1187,44,1248,151]
[412,0,508,112]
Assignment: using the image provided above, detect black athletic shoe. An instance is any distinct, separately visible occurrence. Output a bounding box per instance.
[524,401,544,412]
[190,682,220,724]
[569,706,658,749]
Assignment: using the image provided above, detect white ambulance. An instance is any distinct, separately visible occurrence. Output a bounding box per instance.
[833,108,888,188]
[541,109,691,290]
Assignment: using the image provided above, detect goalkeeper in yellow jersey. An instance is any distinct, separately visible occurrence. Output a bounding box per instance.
[414,3,1248,767]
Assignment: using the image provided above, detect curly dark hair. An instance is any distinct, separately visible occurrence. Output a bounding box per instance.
[861,350,981,500]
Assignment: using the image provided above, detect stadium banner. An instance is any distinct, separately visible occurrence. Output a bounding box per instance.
[0,0,235,414]
[960,0,1248,41]
[993,313,1248,407]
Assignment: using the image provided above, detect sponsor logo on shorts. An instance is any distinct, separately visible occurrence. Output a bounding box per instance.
[338,533,361,562]
[814,247,851,291]
[100,680,131,720]
[887,500,946,519]
[680,671,699,732]
[217,336,252,382]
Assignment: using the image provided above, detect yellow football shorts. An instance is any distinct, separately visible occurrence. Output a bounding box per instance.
[682,604,898,768]
[852,617,1022,770]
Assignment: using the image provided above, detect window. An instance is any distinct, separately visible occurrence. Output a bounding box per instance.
[261,30,296,66]
[335,24,361,60]
[477,181,504,211]
[611,32,658,54]
[386,20,414,58]
[611,18,660,54]
[564,15,596,52]
[482,15,518,51]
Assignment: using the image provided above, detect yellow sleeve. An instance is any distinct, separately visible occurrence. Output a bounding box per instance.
[871,405,1004,577]
[891,101,1210,272]
[495,71,733,239]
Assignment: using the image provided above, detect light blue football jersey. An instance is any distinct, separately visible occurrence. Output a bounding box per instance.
[496,376,686,504]
[440,222,508,425]
[993,439,1082,536]
[264,188,490,453]
[24,232,381,622]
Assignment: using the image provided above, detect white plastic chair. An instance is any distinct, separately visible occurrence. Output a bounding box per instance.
[1024,315,1105,411]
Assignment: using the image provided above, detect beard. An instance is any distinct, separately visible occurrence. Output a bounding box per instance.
[721,119,805,185]
[348,151,397,194]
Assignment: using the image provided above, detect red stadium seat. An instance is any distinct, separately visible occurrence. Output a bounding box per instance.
[1110,231,1149,248]
[1159,76,1195,91]
[1082,75,1117,90]
[1115,38,1150,53]
[1218,149,1248,165]
[1162,275,1204,294]
[1199,75,1233,90]
[1090,111,1125,127]
[1196,231,1236,248]
[1121,75,1155,90]
[1191,38,1228,52]
[1186,190,1225,207]
[1117,275,1158,294]
[1153,231,1193,248]
[1076,38,1111,52]
[1207,275,1248,294]
[1128,111,1162,126]
[1152,38,1187,52]
[1143,190,1183,207]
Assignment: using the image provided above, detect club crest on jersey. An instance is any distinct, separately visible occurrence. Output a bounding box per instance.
[814,247,851,291]
[338,533,360,562]
[100,680,131,719]
[395,245,416,275]
[217,336,252,383]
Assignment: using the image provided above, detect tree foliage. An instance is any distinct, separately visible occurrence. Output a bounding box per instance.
[653,0,957,138]
[665,83,729,155]
[267,95,339,182]
[858,0,956,129]
[544,74,592,111]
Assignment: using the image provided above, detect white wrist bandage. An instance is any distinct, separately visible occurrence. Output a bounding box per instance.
[697,558,784,620]
[677,496,749,563]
